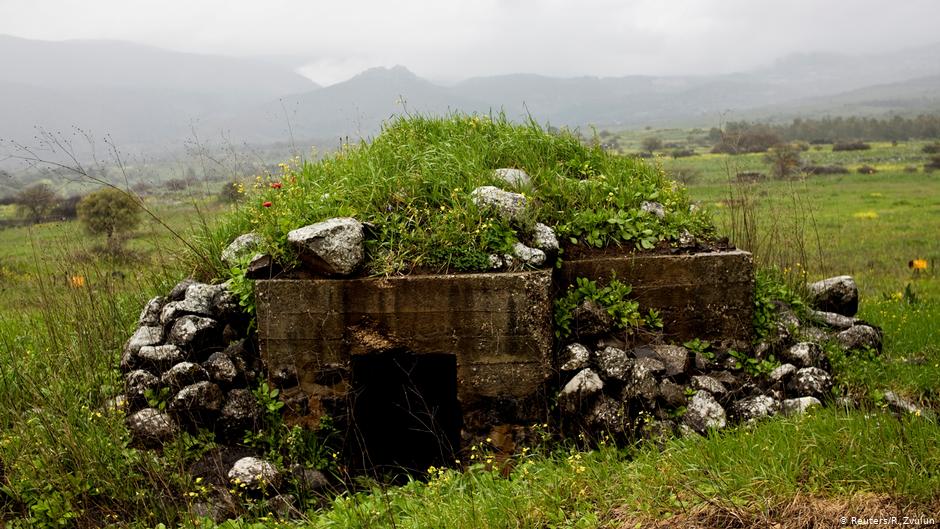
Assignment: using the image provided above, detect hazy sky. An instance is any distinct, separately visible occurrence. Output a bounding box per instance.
[1,0,938,85]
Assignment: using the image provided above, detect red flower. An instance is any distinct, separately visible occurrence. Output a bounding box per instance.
[262,201,272,208]
[271,182,282,189]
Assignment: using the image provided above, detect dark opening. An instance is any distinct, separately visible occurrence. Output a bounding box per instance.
[348,351,461,477]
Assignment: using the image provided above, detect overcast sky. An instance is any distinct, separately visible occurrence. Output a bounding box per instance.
[1,0,938,86]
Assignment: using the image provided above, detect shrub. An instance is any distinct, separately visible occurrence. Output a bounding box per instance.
[219,180,243,203]
[51,194,83,220]
[711,126,781,154]
[922,142,940,154]
[764,143,803,179]
[925,155,940,172]
[833,141,871,152]
[670,148,696,158]
[802,165,849,175]
[736,171,766,183]
[77,188,142,253]
[164,178,188,191]
[641,136,663,153]
[857,165,878,174]
[15,183,59,223]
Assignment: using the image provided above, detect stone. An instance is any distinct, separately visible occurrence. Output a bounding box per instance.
[634,345,690,377]
[127,408,179,444]
[493,168,530,187]
[595,346,632,381]
[137,345,185,369]
[211,285,240,319]
[470,186,527,220]
[291,465,330,493]
[807,310,857,330]
[559,368,603,411]
[731,395,779,422]
[787,367,832,398]
[710,370,742,390]
[221,232,263,268]
[641,201,666,218]
[836,325,883,353]
[808,275,859,316]
[691,375,726,396]
[531,223,559,253]
[167,316,219,352]
[169,381,223,418]
[228,457,280,490]
[572,300,615,336]
[220,388,261,432]
[624,358,663,400]
[511,242,546,267]
[589,396,628,434]
[559,343,591,372]
[287,217,365,276]
[245,253,283,279]
[658,379,688,408]
[138,297,166,327]
[160,283,225,325]
[125,370,160,405]
[769,363,797,383]
[168,278,197,301]
[883,390,922,416]
[683,391,727,433]
[780,396,822,415]
[121,326,164,371]
[102,395,127,414]
[203,352,239,386]
[161,362,209,390]
[487,254,504,270]
[781,342,822,368]
[797,326,830,343]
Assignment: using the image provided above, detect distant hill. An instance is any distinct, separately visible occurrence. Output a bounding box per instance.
[1,34,939,158]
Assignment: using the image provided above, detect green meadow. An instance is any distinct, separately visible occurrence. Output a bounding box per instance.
[0,126,937,528]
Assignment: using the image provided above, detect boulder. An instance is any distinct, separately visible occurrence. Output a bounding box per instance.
[228,457,281,490]
[161,362,209,390]
[470,186,527,220]
[137,344,186,370]
[808,275,858,316]
[787,367,832,398]
[138,297,166,327]
[559,343,591,372]
[220,388,261,433]
[245,253,282,279]
[595,346,632,381]
[511,242,546,267]
[287,217,365,276]
[559,368,604,412]
[883,390,922,416]
[640,201,666,218]
[836,325,883,353]
[781,342,822,368]
[658,379,688,408]
[531,223,559,253]
[807,310,857,330]
[572,300,615,336]
[221,232,263,268]
[127,408,179,445]
[768,363,797,383]
[634,345,690,377]
[731,395,779,422]
[291,465,331,493]
[203,352,240,386]
[124,370,160,406]
[780,396,822,415]
[493,168,530,187]
[169,381,223,420]
[121,326,164,371]
[623,358,663,400]
[589,396,628,434]
[167,315,219,353]
[690,375,727,396]
[168,278,197,301]
[683,391,727,433]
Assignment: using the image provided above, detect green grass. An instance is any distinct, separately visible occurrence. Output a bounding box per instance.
[0,124,939,528]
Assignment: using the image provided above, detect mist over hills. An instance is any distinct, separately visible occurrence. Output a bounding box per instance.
[1,34,939,159]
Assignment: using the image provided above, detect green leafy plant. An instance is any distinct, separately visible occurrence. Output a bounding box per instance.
[555,276,653,339]
[753,268,808,341]
[727,349,779,377]
[144,387,171,411]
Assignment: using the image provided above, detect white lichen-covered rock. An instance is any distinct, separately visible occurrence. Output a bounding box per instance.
[691,375,727,395]
[595,346,632,381]
[228,457,281,489]
[511,242,546,267]
[203,352,239,386]
[287,217,365,276]
[787,367,832,398]
[836,325,882,353]
[493,168,530,187]
[137,344,186,369]
[731,395,779,422]
[169,381,223,417]
[769,363,797,383]
[558,368,603,411]
[781,342,822,367]
[220,388,261,432]
[683,391,727,433]
[121,326,164,371]
[641,201,666,218]
[808,309,857,330]
[634,345,690,377]
[531,223,559,253]
[167,315,218,349]
[589,396,628,433]
[780,396,822,415]
[221,232,263,267]
[559,343,591,372]
[125,369,160,404]
[127,408,179,444]
[470,186,527,220]
[808,275,858,317]
[160,283,226,324]
[623,357,663,400]
[161,362,209,390]
[138,297,166,327]
[883,390,923,416]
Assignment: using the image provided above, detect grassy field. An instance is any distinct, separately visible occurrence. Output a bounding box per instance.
[0,131,937,528]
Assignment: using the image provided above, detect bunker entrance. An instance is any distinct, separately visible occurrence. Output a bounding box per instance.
[349,351,461,476]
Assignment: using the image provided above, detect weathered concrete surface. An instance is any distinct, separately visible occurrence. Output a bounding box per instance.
[557,250,754,343]
[255,270,554,425]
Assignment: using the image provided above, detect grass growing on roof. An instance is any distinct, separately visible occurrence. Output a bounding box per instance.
[204,114,713,278]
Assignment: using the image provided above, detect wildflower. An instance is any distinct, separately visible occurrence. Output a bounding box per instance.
[69,275,85,288]
[910,259,928,270]
[271,182,282,189]
[262,201,272,208]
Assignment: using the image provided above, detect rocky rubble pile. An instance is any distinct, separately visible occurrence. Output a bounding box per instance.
[120,279,262,445]
[557,275,883,438]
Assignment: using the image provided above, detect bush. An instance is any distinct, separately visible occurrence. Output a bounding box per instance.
[736,171,766,183]
[51,195,83,220]
[802,165,849,175]
[670,148,696,158]
[764,143,803,179]
[164,178,188,191]
[925,155,940,172]
[77,188,142,252]
[833,141,871,152]
[922,142,940,154]
[857,165,878,174]
[711,127,782,154]
[15,183,59,223]
[219,180,243,203]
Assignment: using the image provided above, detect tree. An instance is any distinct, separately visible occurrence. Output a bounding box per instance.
[641,136,663,153]
[77,188,142,252]
[15,183,60,224]
[764,143,803,179]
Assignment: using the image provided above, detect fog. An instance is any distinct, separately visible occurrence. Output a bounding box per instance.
[1,0,938,85]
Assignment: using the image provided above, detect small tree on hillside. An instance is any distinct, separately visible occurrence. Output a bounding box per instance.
[15,183,59,223]
[641,136,663,154]
[77,188,142,253]
[764,143,803,179]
